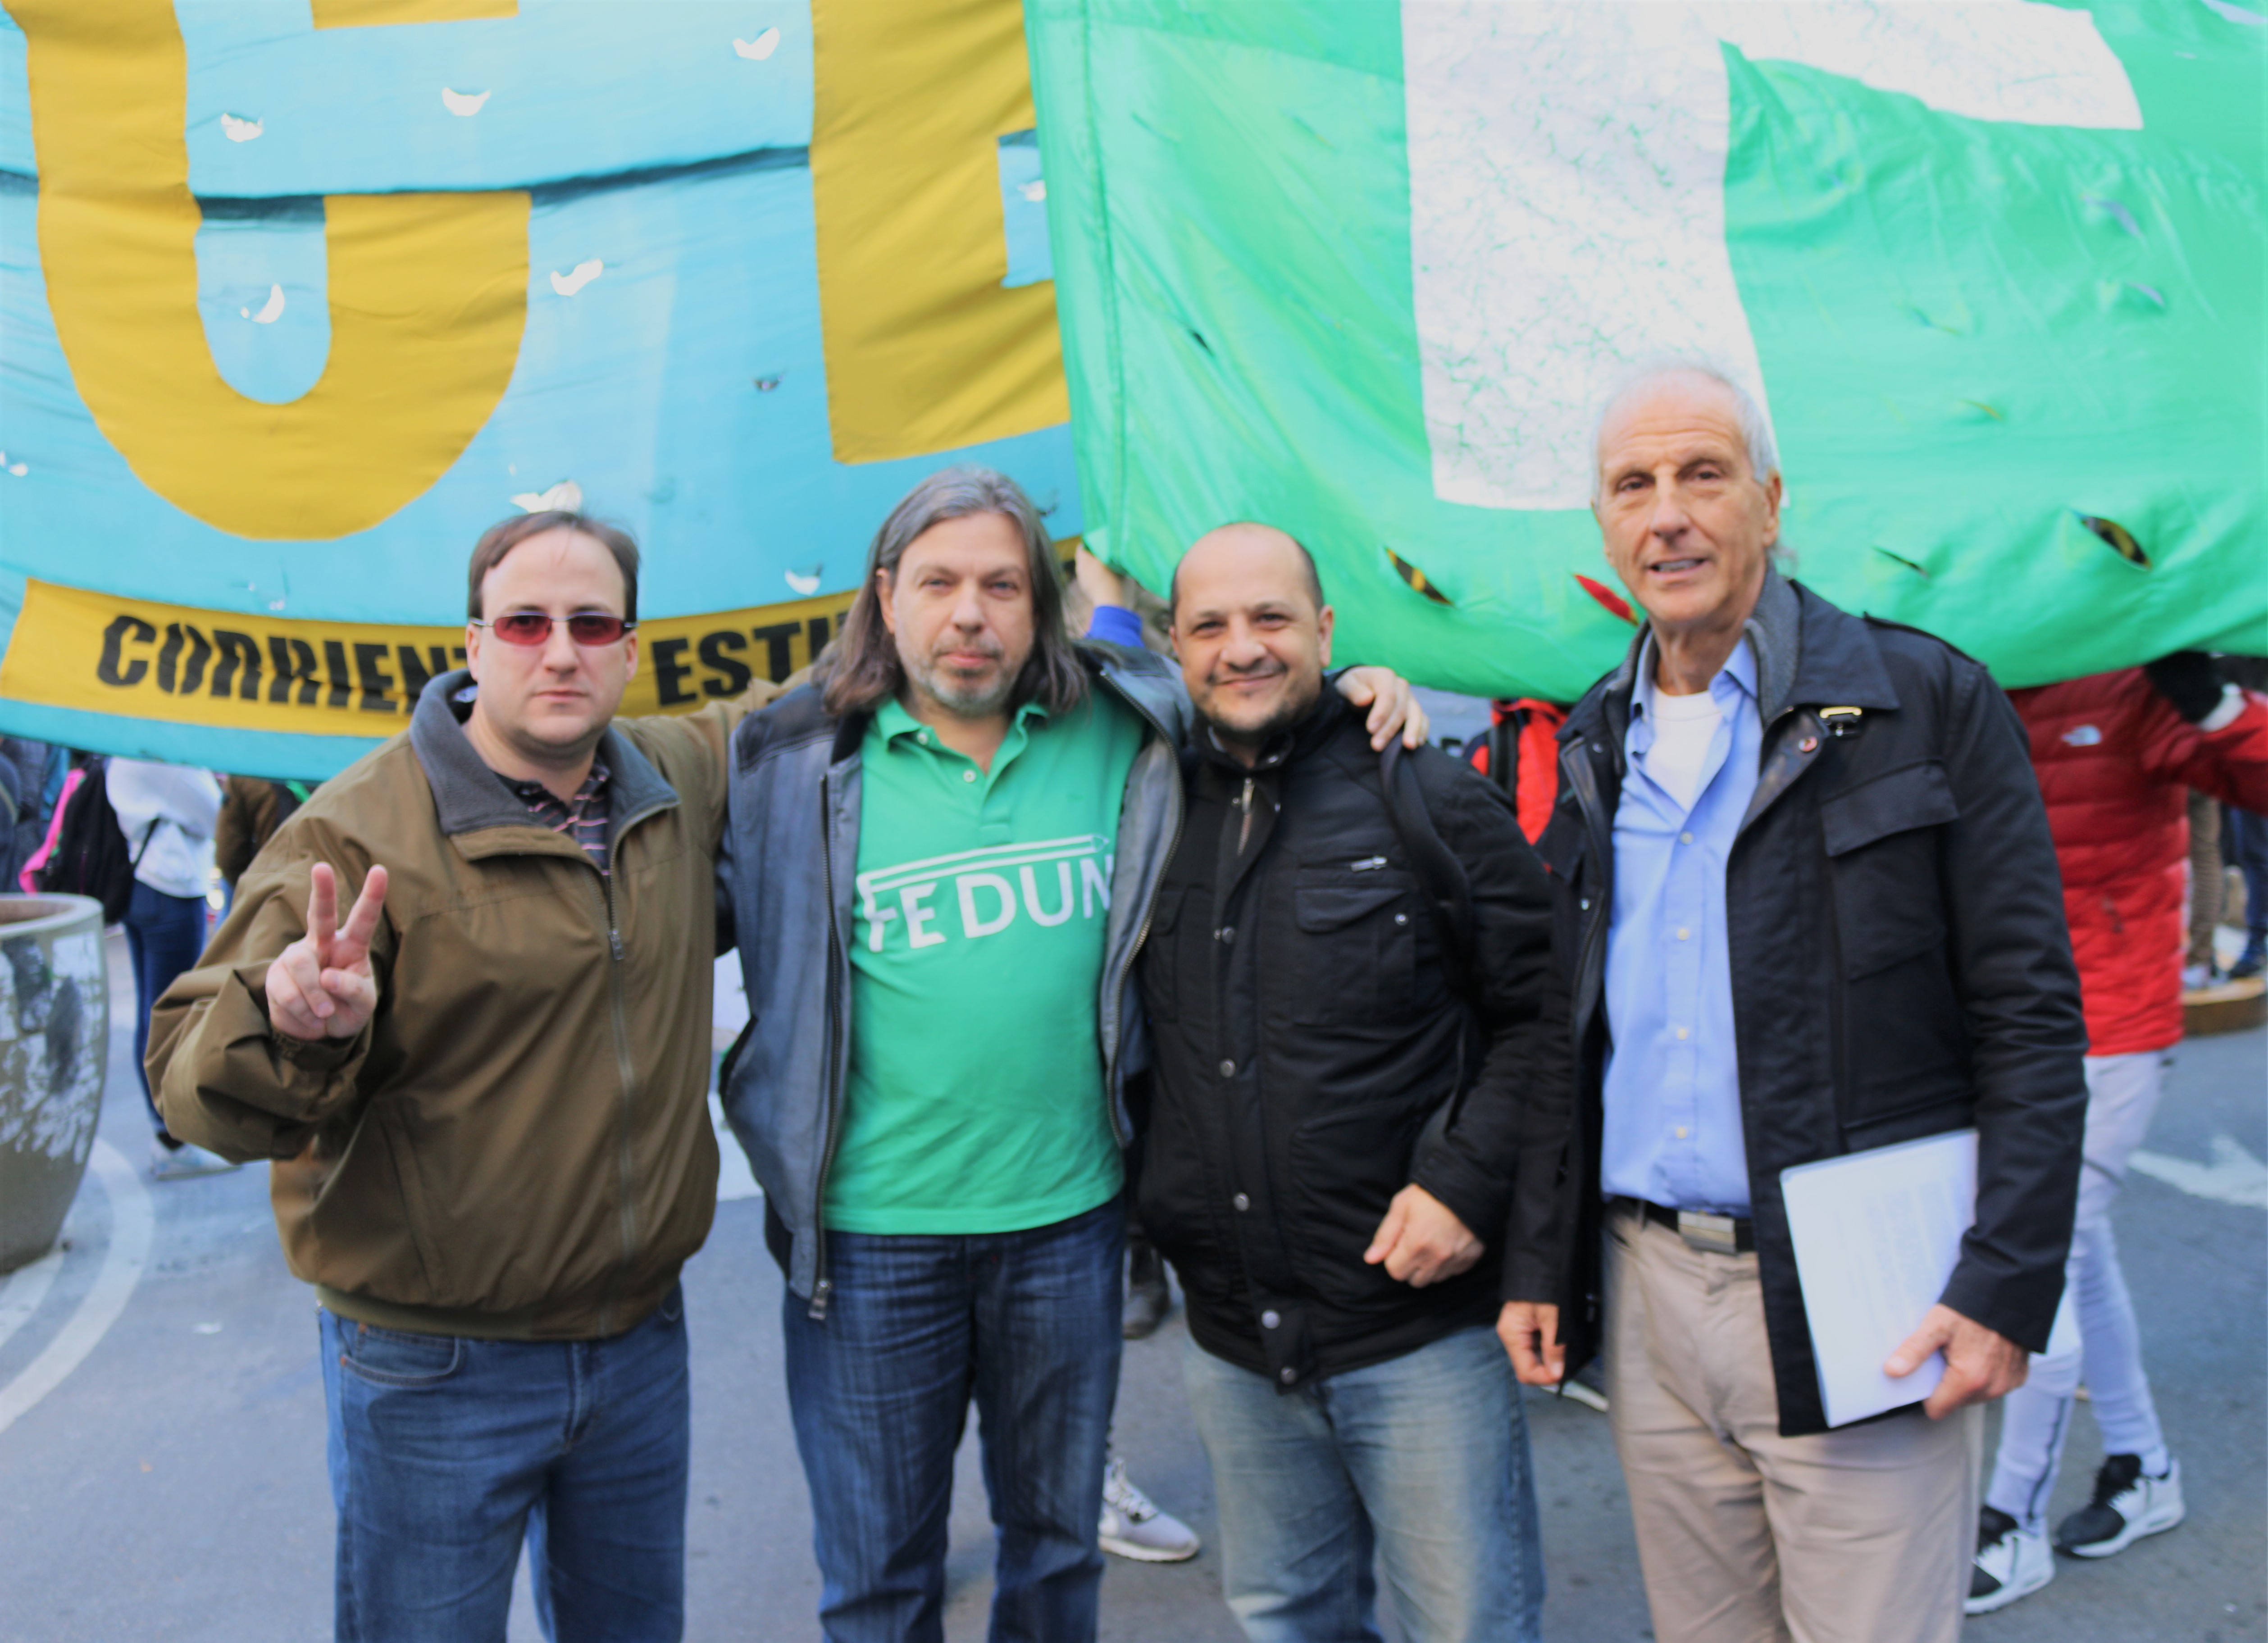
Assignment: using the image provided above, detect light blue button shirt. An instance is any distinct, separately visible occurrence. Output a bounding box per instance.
[1600,637,1762,1214]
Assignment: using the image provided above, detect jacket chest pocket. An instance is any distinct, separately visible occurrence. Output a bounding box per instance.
[1821,759,1971,1123]
[1288,867,1419,1027]
[1820,761,1959,978]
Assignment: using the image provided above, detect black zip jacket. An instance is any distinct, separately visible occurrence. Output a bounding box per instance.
[1528,573,2087,1436]
[1135,693,1572,1389]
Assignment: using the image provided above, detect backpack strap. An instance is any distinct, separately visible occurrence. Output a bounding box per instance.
[1378,741,1487,1158]
[1486,707,1524,810]
[1377,741,1480,1017]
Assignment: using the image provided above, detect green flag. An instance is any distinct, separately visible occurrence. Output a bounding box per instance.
[1027,0,2264,699]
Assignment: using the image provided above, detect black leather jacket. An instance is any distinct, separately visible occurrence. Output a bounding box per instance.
[1136,694,1572,1389]
[1530,574,2087,1436]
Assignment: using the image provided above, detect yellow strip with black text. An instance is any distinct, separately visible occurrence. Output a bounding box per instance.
[0,578,856,737]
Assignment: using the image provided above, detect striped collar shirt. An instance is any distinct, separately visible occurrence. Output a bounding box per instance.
[506,758,613,875]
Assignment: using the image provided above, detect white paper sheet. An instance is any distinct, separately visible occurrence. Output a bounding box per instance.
[1781,1130,1979,1428]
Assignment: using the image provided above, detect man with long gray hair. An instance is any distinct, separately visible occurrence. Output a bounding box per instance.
[717,467,1425,1643]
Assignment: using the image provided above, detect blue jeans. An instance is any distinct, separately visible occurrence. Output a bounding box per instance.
[781,1199,1124,1643]
[320,1291,691,1643]
[1180,1325,1545,1643]
[122,878,205,1141]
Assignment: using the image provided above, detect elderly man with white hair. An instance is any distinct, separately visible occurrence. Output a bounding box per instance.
[1498,361,2089,1643]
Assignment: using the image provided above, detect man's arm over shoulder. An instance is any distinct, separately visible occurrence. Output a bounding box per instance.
[716,681,842,955]
[149,829,390,1162]
[1932,654,2088,1352]
[1408,752,1578,1304]
[624,675,788,843]
[1092,640,1190,741]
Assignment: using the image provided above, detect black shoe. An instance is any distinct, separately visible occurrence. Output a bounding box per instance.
[1123,1242,1170,1340]
[2054,1455,2185,1558]
[2231,944,2266,981]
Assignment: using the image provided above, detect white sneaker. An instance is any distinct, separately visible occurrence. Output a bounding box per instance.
[1967,1506,2054,1615]
[2055,1455,2185,1558]
[1098,1455,1200,1563]
[150,1138,241,1180]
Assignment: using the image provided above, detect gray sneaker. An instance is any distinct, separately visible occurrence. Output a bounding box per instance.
[150,1138,241,1180]
[1099,1456,1200,1563]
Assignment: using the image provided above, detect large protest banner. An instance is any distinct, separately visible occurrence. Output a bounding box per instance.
[0,0,1079,778]
[1027,0,2265,703]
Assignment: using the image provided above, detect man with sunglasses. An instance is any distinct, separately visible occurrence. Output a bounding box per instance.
[149,510,774,1643]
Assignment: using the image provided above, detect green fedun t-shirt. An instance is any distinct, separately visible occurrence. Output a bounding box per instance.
[824,689,1143,1233]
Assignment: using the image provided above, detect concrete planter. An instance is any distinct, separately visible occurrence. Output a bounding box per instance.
[0,895,109,1274]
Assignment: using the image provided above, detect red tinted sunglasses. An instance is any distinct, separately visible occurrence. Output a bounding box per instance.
[475,612,635,647]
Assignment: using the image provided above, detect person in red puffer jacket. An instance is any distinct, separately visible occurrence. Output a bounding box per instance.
[1466,698,1569,844]
[1964,653,2268,1614]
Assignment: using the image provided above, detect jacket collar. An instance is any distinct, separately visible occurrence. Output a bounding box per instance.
[1563,570,1898,744]
[1745,568,1802,724]
[410,669,676,839]
[1777,578,1900,717]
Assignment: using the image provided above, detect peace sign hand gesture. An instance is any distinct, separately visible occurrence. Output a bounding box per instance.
[265,862,389,1042]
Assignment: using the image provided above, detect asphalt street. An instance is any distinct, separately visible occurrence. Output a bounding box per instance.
[0,931,2259,1642]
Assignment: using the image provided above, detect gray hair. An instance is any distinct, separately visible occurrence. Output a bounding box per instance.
[821,466,1088,718]
[1591,357,1781,504]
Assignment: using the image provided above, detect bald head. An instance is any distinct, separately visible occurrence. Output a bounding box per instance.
[1170,523,1325,619]
[1168,522,1336,764]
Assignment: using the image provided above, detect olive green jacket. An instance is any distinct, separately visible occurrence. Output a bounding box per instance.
[150,670,773,1340]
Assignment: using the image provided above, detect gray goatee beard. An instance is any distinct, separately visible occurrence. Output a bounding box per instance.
[906,642,1018,718]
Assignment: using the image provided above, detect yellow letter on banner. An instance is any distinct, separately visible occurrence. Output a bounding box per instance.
[16,0,528,541]
[811,0,1070,463]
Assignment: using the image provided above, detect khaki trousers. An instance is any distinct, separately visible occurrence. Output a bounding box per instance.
[1603,1203,1983,1643]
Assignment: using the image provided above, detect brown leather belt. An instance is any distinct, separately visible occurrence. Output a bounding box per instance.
[1632,1198,1755,1255]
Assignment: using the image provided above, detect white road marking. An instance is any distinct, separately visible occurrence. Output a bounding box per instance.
[2129,1134,2268,1209]
[0,1141,155,1439]
[0,1246,65,1358]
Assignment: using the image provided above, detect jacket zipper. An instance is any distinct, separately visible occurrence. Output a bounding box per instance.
[807,768,846,1321]
[588,795,669,1336]
[1562,742,1616,1031]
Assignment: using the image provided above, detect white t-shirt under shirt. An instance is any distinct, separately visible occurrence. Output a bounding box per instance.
[1642,684,1724,812]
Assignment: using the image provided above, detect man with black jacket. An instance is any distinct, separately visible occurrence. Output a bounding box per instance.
[717,474,1427,1643]
[1510,362,2087,1643]
[1136,523,1572,1643]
